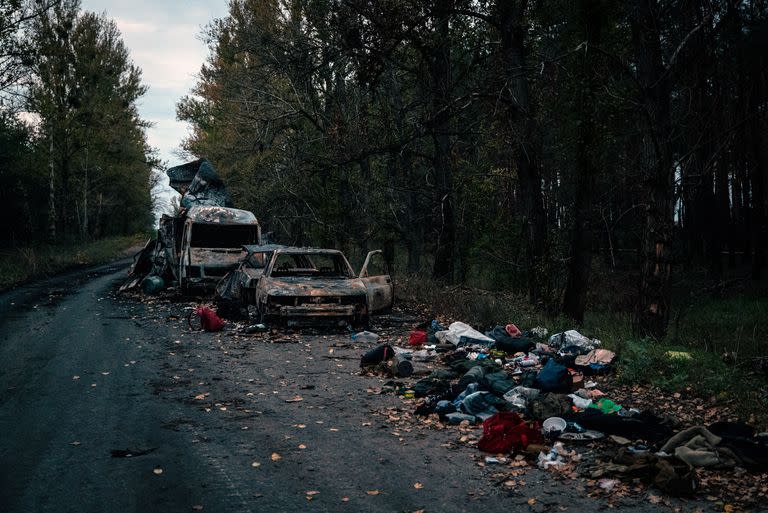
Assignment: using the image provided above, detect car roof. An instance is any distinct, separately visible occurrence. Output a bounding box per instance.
[242,244,286,253]
[271,247,344,255]
[187,205,258,224]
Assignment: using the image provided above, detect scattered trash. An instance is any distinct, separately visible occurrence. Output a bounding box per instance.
[598,478,619,491]
[188,306,225,332]
[505,324,522,337]
[435,322,494,347]
[477,412,543,453]
[408,330,427,346]
[243,323,268,334]
[542,417,567,439]
[352,331,380,344]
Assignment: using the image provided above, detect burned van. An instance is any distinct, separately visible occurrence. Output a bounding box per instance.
[178,205,261,292]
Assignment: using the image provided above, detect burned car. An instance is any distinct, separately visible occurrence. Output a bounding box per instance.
[216,246,393,326]
[214,244,284,315]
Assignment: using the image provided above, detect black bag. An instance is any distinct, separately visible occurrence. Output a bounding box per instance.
[360,344,395,367]
[535,359,572,393]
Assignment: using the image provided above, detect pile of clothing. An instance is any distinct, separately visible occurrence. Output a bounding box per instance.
[364,318,768,498]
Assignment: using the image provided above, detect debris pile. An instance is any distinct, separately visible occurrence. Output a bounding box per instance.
[357,319,768,505]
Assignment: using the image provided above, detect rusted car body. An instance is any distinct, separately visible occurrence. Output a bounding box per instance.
[178,206,261,292]
[216,246,393,326]
[214,244,283,311]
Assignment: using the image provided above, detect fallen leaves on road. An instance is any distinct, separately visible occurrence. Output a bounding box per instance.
[153,467,163,475]
[271,452,282,461]
[251,461,261,468]
[69,441,81,446]
[366,490,381,496]
[285,395,303,403]
[413,482,424,489]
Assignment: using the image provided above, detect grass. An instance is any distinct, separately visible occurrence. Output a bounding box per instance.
[0,234,147,290]
[397,274,768,425]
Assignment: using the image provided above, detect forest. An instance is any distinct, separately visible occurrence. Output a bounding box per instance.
[1,0,766,343]
[0,0,155,248]
[178,0,767,340]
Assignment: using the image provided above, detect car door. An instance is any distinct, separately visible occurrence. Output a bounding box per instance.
[359,250,394,313]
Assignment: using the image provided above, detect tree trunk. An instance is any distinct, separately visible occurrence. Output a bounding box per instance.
[631,0,674,339]
[562,0,602,322]
[48,136,56,243]
[496,0,549,305]
[750,116,767,280]
[430,0,455,282]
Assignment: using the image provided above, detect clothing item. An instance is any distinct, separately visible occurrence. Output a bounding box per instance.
[408,330,428,346]
[535,359,572,393]
[564,410,673,442]
[660,426,737,469]
[530,394,573,420]
[477,412,542,453]
[481,371,517,395]
[461,391,507,417]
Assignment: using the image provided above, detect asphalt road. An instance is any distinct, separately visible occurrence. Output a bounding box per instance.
[0,260,715,513]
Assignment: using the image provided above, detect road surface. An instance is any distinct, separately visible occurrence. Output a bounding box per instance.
[0,260,708,512]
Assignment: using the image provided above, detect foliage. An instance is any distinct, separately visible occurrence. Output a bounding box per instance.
[180,0,768,336]
[0,0,155,246]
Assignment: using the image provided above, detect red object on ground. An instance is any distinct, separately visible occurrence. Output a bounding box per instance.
[408,330,428,346]
[505,324,522,338]
[477,412,542,453]
[192,306,226,332]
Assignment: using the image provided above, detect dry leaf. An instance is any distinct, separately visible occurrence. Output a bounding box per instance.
[648,495,662,504]
[194,394,207,400]
[527,498,537,505]
[306,491,320,496]
[341,497,349,503]
[366,490,381,496]
[251,461,261,468]
[271,452,282,461]
[286,396,303,403]
[298,444,307,449]
[153,467,163,475]
[413,482,424,489]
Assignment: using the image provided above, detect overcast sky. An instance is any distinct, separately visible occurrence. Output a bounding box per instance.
[80,1,229,217]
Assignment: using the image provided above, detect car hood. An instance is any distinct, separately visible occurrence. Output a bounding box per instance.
[264,277,366,297]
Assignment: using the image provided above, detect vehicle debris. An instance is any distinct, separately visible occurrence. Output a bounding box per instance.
[217,246,393,327]
[121,159,261,294]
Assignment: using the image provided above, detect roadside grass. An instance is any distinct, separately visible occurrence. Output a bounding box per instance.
[397,274,768,425]
[0,234,147,290]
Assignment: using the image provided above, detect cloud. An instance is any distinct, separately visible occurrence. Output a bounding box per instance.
[81,0,228,164]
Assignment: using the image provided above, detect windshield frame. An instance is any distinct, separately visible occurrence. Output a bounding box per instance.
[265,251,355,279]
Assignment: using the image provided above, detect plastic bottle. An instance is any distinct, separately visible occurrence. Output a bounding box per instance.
[351,331,380,343]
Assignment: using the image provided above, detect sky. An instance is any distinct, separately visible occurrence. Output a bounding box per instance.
[80,0,230,215]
